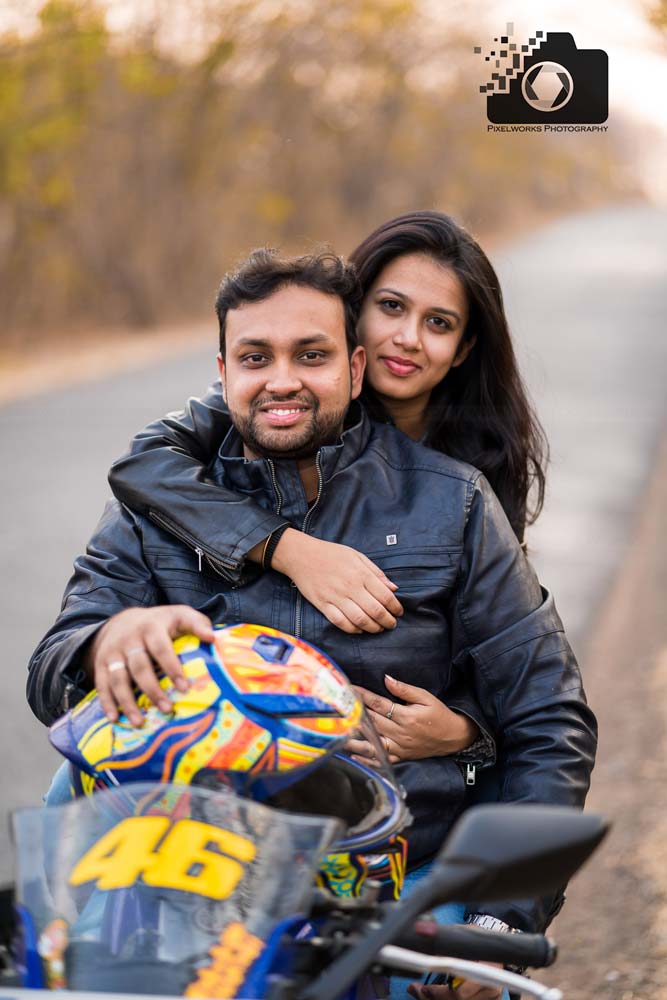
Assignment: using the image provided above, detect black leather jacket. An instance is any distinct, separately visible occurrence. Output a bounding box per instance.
[28,403,596,932]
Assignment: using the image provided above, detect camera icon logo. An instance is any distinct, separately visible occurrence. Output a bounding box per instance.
[521,62,573,112]
[475,29,608,124]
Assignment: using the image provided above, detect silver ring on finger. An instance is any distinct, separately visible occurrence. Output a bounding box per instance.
[126,646,146,658]
[386,701,396,720]
[108,660,127,674]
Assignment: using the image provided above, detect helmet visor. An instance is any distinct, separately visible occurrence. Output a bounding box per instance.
[269,706,409,851]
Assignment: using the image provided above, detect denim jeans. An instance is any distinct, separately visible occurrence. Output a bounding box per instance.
[43,760,73,806]
[389,862,510,1000]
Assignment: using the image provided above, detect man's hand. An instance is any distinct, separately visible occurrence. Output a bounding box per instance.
[85,606,215,726]
[407,968,504,1000]
[347,674,479,765]
[269,529,404,634]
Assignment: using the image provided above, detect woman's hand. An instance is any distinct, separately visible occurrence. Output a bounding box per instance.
[270,529,404,634]
[347,674,479,765]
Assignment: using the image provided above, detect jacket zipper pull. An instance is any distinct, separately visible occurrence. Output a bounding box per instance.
[466,763,477,786]
[195,547,203,572]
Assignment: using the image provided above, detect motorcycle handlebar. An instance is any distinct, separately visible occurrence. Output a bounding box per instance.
[395,920,557,968]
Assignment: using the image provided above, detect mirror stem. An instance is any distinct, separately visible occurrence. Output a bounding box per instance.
[299,862,481,1000]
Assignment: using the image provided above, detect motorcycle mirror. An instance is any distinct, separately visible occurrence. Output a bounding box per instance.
[432,803,608,902]
[300,803,608,1000]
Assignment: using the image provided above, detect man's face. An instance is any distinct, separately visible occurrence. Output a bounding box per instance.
[218,284,365,461]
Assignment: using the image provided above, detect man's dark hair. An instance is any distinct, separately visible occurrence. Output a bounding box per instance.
[215,248,362,356]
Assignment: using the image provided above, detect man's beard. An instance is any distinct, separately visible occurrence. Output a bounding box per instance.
[230,391,348,460]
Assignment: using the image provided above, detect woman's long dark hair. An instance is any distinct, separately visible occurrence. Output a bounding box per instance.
[349,211,547,542]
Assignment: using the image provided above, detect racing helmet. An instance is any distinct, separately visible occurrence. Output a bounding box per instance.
[50,624,410,870]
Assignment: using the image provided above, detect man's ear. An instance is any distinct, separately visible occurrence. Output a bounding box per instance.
[349,345,366,400]
[217,353,227,402]
[451,334,476,369]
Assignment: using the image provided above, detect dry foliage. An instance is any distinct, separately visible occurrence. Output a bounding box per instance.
[0,0,634,340]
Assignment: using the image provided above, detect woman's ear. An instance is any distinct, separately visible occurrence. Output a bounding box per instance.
[451,334,476,368]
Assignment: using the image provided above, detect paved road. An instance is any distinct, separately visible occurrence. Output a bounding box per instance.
[1,202,666,881]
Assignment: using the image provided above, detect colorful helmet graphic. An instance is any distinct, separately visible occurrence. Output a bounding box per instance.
[50,624,410,861]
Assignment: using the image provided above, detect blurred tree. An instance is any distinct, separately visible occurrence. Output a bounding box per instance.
[0,1,108,330]
[0,0,635,341]
[647,0,667,33]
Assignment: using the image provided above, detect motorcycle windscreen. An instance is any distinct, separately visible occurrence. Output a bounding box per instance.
[12,782,342,995]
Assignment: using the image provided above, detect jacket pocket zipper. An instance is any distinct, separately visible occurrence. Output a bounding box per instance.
[148,509,239,581]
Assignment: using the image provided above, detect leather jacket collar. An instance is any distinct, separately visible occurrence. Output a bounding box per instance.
[211,400,370,497]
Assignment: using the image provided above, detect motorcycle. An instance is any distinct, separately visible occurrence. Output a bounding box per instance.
[0,624,608,999]
[2,787,606,999]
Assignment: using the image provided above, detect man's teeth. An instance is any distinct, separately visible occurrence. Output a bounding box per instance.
[267,408,305,414]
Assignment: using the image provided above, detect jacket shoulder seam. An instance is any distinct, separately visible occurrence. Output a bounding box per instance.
[366,441,480,484]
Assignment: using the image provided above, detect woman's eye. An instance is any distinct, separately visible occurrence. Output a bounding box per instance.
[429,316,451,330]
[379,298,403,312]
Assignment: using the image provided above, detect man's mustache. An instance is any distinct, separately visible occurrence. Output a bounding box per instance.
[251,393,318,411]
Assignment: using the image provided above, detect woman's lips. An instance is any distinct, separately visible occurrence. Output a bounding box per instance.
[381,356,421,377]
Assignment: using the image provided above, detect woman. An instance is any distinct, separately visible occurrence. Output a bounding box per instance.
[106,213,572,998]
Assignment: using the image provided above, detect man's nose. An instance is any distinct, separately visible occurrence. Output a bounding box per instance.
[264,364,304,395]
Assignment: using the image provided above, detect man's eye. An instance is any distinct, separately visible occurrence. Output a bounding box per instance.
[300,351,326,362]
[242,354,267,365]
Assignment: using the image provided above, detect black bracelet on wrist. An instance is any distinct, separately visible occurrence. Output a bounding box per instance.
[262,524,291,570]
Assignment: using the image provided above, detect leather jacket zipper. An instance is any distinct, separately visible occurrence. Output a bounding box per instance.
[150,461,284,584]
[267,459,284,516]
[148,509,239,581]
[451,707,497,786]
[294,454,324,637]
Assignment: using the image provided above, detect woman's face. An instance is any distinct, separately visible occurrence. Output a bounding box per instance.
[357,252,473,412]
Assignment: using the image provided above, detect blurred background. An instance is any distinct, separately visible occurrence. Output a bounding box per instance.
[1,2,667,998]
[0,0,662,345]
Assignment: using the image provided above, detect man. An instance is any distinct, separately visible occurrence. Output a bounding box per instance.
[28,248,596,957]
